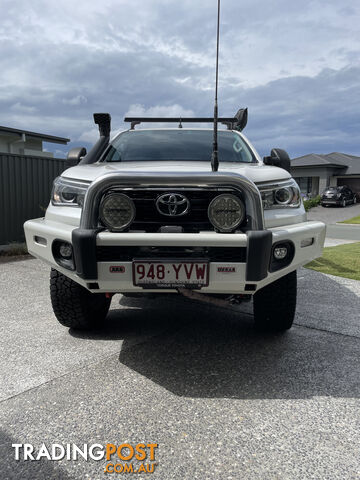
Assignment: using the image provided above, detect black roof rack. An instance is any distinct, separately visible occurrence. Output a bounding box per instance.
[124,108,248,131]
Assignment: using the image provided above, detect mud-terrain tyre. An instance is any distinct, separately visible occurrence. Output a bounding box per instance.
[50,269,111,329]
[253,270,297,332]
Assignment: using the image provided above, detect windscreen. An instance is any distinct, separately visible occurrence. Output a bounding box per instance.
[104,130,256,163]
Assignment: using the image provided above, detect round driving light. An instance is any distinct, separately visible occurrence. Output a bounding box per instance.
[273,246,288,260]
[274,187,292,205]
[208,194,245,232]
[59,242,73,259]
[99,193,136,231]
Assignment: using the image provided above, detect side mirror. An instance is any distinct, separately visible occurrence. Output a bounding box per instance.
[263,148,291,173]
[66,147,87,167]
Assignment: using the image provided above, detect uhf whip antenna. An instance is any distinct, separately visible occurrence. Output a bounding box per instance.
[211,0,221,172]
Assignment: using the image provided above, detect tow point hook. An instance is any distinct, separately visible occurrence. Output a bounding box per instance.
[177,288,251,307]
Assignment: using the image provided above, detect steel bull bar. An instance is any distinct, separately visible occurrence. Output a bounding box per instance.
[71,172,272,282]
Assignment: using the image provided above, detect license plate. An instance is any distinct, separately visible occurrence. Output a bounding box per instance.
[132,260,209,288]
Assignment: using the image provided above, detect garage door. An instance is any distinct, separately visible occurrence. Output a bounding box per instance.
[337,177,360,195]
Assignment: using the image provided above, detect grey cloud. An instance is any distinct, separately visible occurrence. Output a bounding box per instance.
[62,95,88,106]
[0,0,359,159]
[237,67,360,157]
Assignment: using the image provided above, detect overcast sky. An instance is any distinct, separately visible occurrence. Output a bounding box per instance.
[1,0,359,158]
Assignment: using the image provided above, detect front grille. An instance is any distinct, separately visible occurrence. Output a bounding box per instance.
[104,188,246,233]
[97,246,247,263]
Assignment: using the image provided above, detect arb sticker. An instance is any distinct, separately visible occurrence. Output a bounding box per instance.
[109,266,125,273]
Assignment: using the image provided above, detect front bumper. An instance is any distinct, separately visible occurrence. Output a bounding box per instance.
[24,219,326,294]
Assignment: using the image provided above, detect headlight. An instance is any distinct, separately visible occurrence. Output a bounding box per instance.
[208,194,245,232]
[52,177,89,207]
[99,193,136,231]
[274,187,293,205]
[259,180,301,209]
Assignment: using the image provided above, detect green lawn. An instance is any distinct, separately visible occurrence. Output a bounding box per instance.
[341,215,360,224]
[305,242,360,281]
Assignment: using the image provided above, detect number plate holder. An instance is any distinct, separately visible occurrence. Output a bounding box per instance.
[132,259,209,289]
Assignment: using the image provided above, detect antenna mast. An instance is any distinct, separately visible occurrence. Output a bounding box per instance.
[211,0,221,172]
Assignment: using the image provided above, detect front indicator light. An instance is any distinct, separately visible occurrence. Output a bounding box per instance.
[301,238,314,248]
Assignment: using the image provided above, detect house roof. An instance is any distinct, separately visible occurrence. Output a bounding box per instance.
[0,125,70,144]
[291,152,360,175]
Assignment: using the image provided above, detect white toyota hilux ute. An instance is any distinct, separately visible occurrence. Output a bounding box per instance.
[24,111,326,332]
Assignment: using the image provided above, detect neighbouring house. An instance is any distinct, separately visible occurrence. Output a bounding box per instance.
[0,125,69,157]
[290,152,360,197]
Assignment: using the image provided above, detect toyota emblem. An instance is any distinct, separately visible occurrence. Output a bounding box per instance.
[156,193,190,216]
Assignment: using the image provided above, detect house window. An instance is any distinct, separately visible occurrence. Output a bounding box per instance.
[294,177,313,194]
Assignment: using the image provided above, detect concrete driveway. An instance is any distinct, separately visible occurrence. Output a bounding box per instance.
[0,258,359,480]
[307,203,360,244]
[307,202,360,225]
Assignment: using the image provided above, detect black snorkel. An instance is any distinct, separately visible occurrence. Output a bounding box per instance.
[80,113,111,165]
